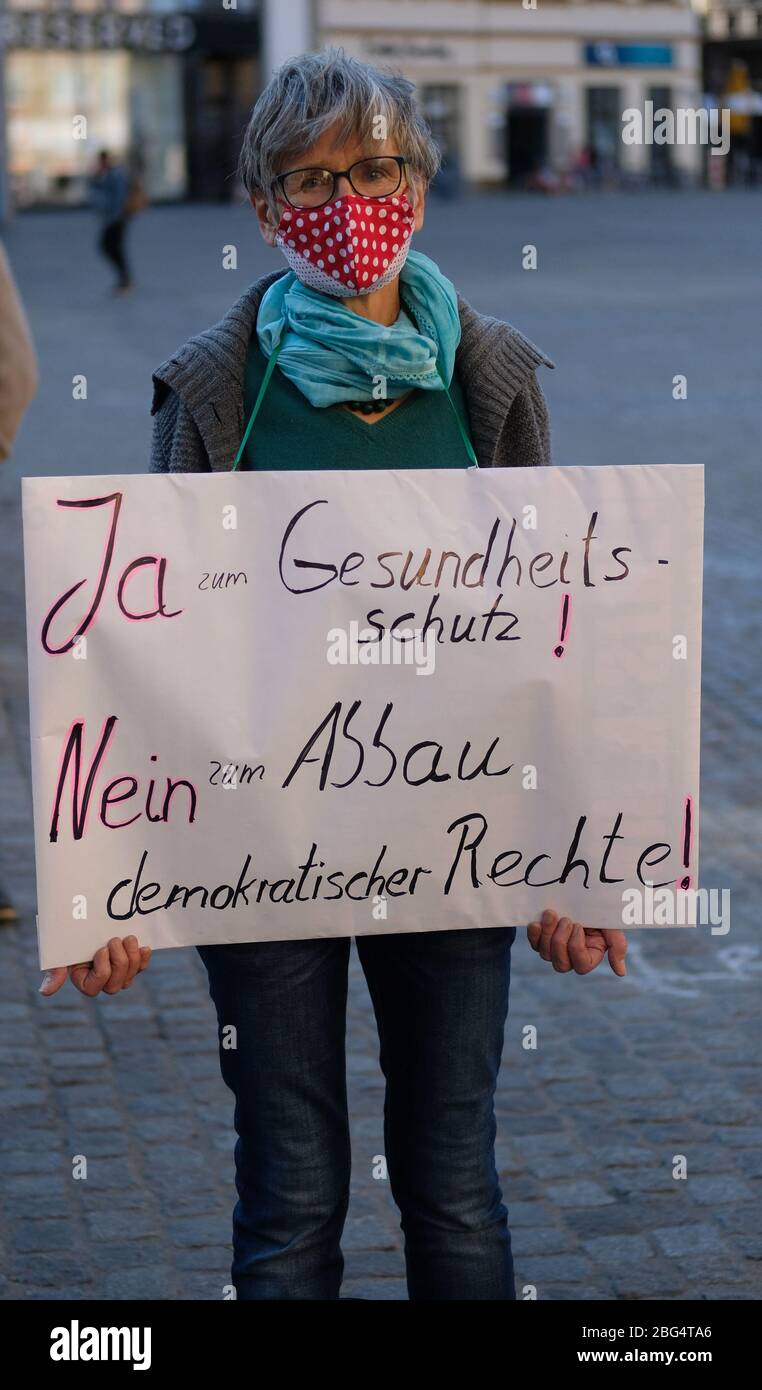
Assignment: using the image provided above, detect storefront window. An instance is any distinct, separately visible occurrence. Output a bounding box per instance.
[506,82,555,185]
[3,0,258,208]
[7,50,126,206]
[6,48,186,206]
[586,86,623,171]
[130,51,186,196]
[421,85,461,167]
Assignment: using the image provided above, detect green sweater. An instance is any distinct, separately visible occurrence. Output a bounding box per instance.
[240,338,474,471]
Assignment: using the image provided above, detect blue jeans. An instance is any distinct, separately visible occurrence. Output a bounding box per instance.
[198,926,517,1300]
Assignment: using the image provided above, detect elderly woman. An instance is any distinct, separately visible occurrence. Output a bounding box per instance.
[104,48,626,1301]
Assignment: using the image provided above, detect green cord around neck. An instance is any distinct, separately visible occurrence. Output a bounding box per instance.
[232,330,479,470]
[232,335,285,471]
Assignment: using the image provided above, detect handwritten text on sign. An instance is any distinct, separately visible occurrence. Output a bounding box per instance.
[22,466,703,969]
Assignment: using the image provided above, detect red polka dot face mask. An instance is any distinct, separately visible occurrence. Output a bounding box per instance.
[275,191,416,297]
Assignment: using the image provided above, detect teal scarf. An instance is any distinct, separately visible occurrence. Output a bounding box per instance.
[256,250,461,408]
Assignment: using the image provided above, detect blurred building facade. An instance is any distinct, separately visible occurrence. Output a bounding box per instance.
[0,0,717,211]
[703,1,762,178]
[0,0,263,209]
[704,0,762,84]
[318,0,704,186]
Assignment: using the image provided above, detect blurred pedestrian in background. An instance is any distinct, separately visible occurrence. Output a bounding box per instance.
[89,150,143,294]
[0,240,38,922]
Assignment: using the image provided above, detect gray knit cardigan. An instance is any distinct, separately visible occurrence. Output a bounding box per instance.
[149,269,553,473]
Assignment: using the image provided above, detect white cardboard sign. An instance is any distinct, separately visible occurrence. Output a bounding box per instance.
[22,466,703,969]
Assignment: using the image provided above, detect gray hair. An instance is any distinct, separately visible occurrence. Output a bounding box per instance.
[238,47,441,207]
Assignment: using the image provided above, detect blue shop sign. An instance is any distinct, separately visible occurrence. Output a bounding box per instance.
[585,42,673,67]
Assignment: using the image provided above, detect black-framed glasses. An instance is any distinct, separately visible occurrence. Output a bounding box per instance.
[273,155,408,209]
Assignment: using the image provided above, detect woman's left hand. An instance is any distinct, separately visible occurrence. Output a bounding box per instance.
[527,910,627,977]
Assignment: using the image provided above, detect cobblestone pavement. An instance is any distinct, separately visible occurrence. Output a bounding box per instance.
[1,192,760,1300]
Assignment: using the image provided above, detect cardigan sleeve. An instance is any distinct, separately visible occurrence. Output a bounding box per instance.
[149,388,211,474]
[494,370,552,469]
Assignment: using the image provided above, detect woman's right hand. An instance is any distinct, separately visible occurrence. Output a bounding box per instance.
[39,936,151,997]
